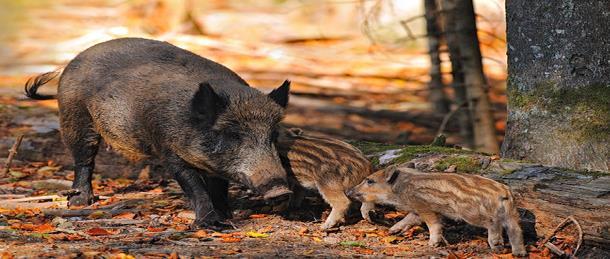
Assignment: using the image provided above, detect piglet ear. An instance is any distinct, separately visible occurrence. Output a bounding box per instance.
[268,80,290,108]
[385,166,400,185]
[192,82,226,122]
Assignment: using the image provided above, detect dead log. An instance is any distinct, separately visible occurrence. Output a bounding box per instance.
[363,146,610,257]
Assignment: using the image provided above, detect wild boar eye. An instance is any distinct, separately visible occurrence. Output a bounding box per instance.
[366,179,375,185]
[224,132,241,141]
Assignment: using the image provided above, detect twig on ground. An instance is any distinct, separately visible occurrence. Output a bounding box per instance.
[2,135,24,178]
[538,216,583,256]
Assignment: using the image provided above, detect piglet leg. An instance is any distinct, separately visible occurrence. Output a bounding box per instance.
[389,212,423,234]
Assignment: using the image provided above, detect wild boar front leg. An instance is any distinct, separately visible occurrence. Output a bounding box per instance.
[204,176,232,219]
[318,186,350,229]
[288,184,306,209]
[360,202,375,223]
[169,161,227,230]
[419,212,444,247]
[61,107,101,206]
[389,212,423,234]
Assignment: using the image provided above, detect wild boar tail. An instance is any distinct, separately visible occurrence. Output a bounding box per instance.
[24,69,61,100]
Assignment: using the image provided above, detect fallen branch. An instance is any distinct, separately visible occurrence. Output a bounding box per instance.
[2,135,24,178]
[538,216,583,256]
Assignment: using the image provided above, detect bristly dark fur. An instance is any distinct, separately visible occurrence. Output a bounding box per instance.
[24,70,60,100]
[24,38,292,229]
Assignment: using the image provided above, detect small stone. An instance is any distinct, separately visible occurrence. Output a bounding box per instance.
[323,236,340,244]
[444,165,457,173]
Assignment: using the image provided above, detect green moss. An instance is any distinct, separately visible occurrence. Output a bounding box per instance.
[393,145,474,164]
[433,156,482,173]
[348,141,404,155]
[508,82,610,141]
[350,141,477,167]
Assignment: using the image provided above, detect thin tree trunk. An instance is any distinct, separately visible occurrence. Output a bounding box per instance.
[439,1,473,148]
[424,0,450,114]
[440,0,498,153]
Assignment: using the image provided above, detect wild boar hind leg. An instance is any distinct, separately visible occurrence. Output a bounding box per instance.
[60,105,102,206]
[168,160,229,230]
[487,221,504,252]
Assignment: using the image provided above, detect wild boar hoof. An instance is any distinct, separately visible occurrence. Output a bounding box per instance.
[512,250,528,257]
[428,239,443,247]
[191,218,232,231]
[68,192,95,206]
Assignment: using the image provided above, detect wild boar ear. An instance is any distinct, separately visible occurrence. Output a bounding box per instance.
[268,80,290,108]
[192,82,226,119]
[385,167,400,185]
[287,127,303,137]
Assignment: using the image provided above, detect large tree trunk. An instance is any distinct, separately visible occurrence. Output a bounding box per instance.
[440,0,498,153]
[502,1,610,171]
[424,0,450,114]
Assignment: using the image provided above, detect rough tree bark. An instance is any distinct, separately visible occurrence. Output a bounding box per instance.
[424,0,450,114]
[440,0,498,153]
[502,1,610,171]
[438,2,473,149]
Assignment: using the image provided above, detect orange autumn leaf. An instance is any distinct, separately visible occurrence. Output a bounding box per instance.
[146,226,165,232]
[191,230,208,238]
[34,223,55,233]
[113,212,136,220]
[492,253,514,259]
[1,252,14,259]
[383,212,405,219]
[221,237,242,243]
[249,214,267,219]
[86,227,112,236]
[353,247,374,255]
[211,232,234,238]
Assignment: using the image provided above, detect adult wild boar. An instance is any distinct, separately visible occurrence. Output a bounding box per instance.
[25,38,292,229]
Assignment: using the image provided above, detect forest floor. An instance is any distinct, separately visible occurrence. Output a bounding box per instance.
[0,1,536,257]
[0,88,552,258]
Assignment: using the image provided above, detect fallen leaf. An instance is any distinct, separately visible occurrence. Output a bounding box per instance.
[1,252,14,259]
[146,226,165,232]
[111,253,135,259]
[34,223,55,233]
[384,212,405,219]
[221,237,242,243]
[340,241,366,247]
[249,214,267,219]
[492,253,514,259]
[298,227,308,235]
[113,212,136,219]
[191,230,208,238]
[353,247,374,255]
[246,231,269,238]
[88,211,109,219]
[383,235,403,244]
[86,227,112,236]
[312,237,322,242]
[258,226,273,233]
